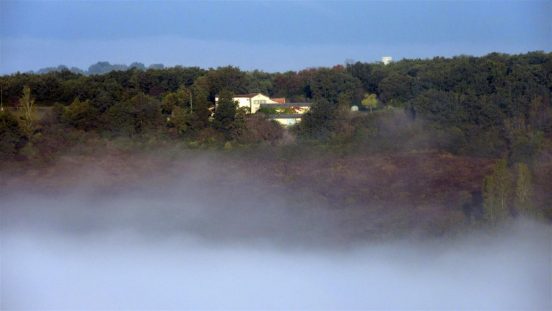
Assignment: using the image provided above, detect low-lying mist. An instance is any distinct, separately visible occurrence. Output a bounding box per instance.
[1,154,551,310]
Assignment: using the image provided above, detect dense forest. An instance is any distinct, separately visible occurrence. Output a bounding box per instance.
[1,51,552,227]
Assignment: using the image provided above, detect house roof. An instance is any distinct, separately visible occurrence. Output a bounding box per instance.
[260,102,312,108]
[234,93,263,98]
[271,97,286,104]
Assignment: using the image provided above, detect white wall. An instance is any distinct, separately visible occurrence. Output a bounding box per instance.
[273,117,302,127]
[235,97,252,112]
[216,93,278,114]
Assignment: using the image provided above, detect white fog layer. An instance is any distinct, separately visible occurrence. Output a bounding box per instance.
[1,169,551,310]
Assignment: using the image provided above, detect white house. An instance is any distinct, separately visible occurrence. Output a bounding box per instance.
[214,93,311,127]
[382,56,393,65]
[215,93,278,114]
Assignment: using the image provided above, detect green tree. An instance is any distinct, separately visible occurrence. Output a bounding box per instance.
[361,93,378,113]
[514,163,535,217]
[170,106,190,136]
[167,84,212,136]
[212,89,237,140]
[0,110,26,159]
[308,68,362,104]
[128,93,163,133]
[187,84,211,131]
[297,98,337,140]
[232,107,248,139]
[18,86,36,137]
[528,96,552,134]
[62,97,99,131]
[92,89,117,113]
[483,159,513,224]
[378,72,414,104]
[204,66,249,99]
[104,93,162,136]
[236,114,284,145]
[104,101,135,136]
[161,91,184,115]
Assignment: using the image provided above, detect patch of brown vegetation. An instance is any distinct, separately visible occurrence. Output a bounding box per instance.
[4,146,547,238]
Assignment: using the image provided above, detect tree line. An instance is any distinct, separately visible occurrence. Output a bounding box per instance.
[1,51,551,223]
[1,51,551,160]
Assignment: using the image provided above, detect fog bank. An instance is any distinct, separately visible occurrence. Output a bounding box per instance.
[1,160,551,310]
[3,223,551,310]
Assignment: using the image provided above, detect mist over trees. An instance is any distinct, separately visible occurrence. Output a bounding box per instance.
[1,51,551,223]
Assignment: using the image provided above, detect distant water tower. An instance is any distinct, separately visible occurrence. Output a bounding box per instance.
[382,56,393,65]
